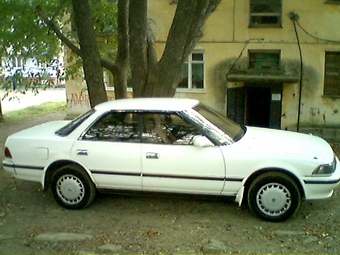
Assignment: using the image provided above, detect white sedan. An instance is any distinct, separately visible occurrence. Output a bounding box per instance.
[2,98,340,221]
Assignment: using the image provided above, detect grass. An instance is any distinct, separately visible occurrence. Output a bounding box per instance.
[1,101,66,122]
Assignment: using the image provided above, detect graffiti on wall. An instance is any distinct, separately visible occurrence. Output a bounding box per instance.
[69,93,90,107]
[69,93,115,107]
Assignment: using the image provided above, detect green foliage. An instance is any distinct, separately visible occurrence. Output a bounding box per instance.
[0,0,118,69]
[65,0,118,80]
[0,0,64,60]
[0,0,119,102]
[0,72,55,102]
[92,0,119,60]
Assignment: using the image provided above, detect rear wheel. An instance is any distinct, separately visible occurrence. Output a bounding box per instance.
[51,164,96,209]
[248,172,301,222]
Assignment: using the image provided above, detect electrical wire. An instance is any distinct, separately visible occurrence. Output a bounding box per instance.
[225,38,265,79]
[291,13,340,132]
[232,0,236,41]
[296,21,340,44]
[292,19,303,132]
[226,39,250,79]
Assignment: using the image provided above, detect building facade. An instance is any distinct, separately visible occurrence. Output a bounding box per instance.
[147,0,340,142]
[66,0,340,141]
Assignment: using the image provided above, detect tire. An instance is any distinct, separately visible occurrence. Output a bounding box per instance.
[247,172,301,222]
[51,164,96,209]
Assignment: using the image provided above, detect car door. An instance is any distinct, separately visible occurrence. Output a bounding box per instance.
[140,112,226,194]
[71,111,142,190]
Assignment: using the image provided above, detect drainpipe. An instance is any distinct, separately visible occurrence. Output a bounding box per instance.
[289,12,303,132]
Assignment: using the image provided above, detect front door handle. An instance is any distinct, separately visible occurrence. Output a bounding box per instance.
[146,152,160,159]
[76,149,88,156]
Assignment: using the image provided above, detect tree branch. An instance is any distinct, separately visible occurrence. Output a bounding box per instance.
[100,58,120,74]
[36,5,119,74]
[36,5,82,56]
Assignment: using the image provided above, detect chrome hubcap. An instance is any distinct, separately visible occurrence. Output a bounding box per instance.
[56,175,84,204]
[256,182,291,216]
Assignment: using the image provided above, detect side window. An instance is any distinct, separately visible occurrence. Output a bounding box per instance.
[141,113,201,145]
[83,112,140,142]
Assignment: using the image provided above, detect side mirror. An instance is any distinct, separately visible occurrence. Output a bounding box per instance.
[193,135,214,147]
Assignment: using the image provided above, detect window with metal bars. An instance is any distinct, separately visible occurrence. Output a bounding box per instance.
[249,0,282,28]
[324,52,340,96]
[325,0,340,4]
[248,50,281,70]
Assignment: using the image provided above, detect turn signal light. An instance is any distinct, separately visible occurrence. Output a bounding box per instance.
[4,147,12,158]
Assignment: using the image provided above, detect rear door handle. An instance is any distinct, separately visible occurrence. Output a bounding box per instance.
[146,152,160,159]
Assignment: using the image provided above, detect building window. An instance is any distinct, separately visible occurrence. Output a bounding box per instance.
[9,57,26,68]
[178,51,205,90]
[325,0,340,4]
[324,52,340,96]
[249,0,282,28]
[248,50,281,70]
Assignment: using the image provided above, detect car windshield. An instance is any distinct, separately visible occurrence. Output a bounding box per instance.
[183,103,245,145]
[56,109,95,136]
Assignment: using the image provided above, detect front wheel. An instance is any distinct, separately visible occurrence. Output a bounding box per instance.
[51,164,96,209]
[248,172,301,222]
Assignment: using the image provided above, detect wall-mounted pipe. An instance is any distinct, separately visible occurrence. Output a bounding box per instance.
[290,12,303,132]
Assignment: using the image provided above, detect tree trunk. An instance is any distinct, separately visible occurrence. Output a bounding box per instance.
[38,0,220,101]
[130,0,220,98]
[129,0,149,98]
[0,100,3,122]
[72,0,108,107]
[113,0,129,99]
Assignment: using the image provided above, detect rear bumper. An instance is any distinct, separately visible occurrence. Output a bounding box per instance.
[2,159,44,183]
[2,160,16,175]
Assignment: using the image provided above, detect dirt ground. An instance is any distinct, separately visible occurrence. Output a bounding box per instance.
[1,111,340,254]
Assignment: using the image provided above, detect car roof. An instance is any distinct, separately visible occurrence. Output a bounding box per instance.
[94,98,200,112]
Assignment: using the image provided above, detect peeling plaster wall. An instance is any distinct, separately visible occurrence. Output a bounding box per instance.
[297,45,340,129]
[149,0,340,141]
[64,0,340,142]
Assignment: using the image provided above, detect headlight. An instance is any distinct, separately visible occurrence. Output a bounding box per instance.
[312,156,337,175]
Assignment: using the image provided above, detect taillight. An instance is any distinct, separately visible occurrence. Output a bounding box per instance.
[4,147,12,158]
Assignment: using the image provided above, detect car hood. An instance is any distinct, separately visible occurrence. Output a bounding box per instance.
[7,120,70,139]
[237,126,334,162]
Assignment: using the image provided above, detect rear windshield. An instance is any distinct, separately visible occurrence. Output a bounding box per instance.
[56,109,95,136]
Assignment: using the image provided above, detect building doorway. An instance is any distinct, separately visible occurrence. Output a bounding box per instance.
[245,86,271,127]
[227,83,282,129]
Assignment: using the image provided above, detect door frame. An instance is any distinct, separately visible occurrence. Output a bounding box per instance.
[227,83,283,129]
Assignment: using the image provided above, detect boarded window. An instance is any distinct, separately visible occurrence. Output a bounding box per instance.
[324,52,340,96]
[248,50,280,70]
[249,0,282,28]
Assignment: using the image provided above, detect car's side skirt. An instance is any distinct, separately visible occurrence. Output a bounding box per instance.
[97,188,237,201]
[91,169,243,182]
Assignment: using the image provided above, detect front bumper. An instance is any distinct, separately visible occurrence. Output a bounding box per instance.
[303,156,340,200]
